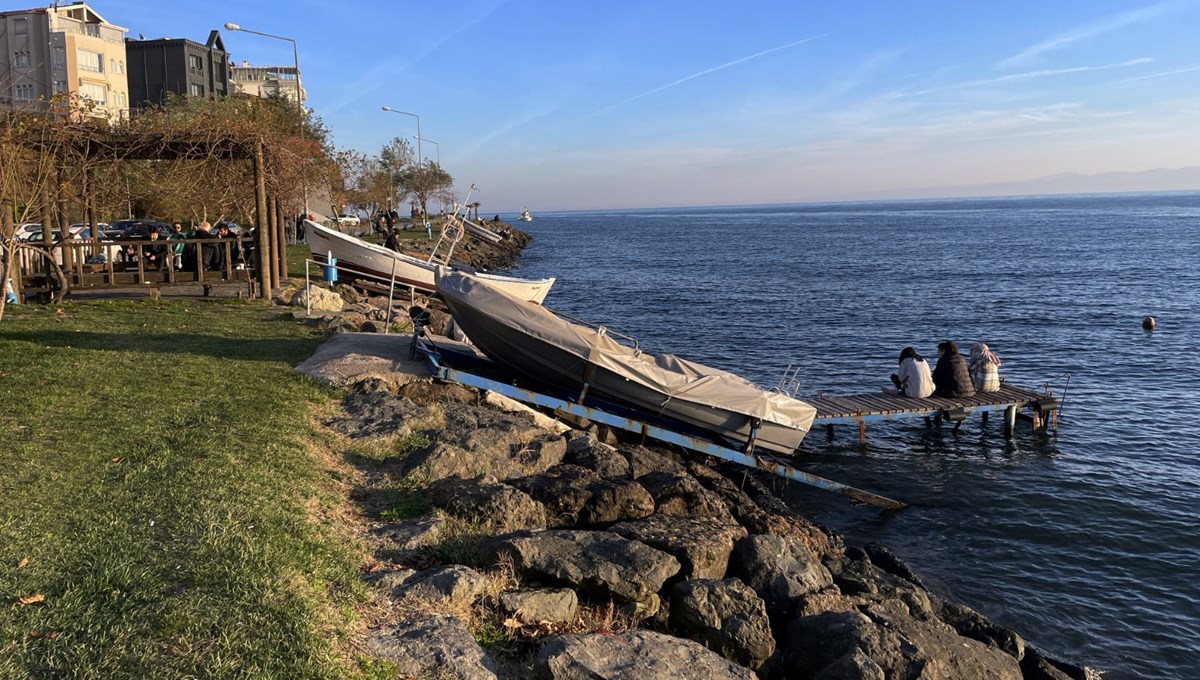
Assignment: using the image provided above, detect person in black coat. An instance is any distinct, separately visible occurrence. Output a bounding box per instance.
[141,229,168,270]
[931,340,976,398]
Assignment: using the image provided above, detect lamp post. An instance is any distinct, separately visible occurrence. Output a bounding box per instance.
[414,135,439,166]
[381,106,422,165]
[224,22,307,215]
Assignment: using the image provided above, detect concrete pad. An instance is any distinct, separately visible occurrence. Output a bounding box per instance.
[295,332,430,388]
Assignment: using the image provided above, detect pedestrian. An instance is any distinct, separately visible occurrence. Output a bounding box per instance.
[931,340,975,398]
[168,222,186,270]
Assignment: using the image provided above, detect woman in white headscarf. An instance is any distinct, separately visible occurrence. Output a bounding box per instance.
[969,343,1002,393]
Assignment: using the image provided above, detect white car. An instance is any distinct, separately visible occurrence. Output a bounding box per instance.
[337,213,361,227]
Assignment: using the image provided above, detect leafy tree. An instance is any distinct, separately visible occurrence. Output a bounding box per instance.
[396,162,453,222]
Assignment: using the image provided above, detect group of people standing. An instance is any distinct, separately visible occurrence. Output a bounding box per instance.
[884,341,1002,399]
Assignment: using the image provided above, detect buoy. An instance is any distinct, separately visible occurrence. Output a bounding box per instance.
[1142,316,1156,331]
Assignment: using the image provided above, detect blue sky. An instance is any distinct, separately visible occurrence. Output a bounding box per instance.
[95,1,1200,210]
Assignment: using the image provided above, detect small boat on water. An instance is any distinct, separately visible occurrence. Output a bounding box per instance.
[305,220,555,304]
[518,208,532,222]
[436,270,818,454]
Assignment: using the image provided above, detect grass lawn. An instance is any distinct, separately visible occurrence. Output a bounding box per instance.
[0,299,369,678]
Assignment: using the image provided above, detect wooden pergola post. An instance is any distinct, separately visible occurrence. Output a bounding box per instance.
[267,195,280,287]
[253,139,272,298]
[275,198,287,278]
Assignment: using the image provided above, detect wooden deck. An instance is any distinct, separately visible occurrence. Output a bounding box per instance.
[807,382,1057,442]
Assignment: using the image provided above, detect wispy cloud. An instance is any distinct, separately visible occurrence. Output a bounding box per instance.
[899,58,1153,98]
[1111,63,1200,83]
[996,2,1177,69]
[583,34,825,119]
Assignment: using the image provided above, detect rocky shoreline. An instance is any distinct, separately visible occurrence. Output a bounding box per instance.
[287,223,1097,679]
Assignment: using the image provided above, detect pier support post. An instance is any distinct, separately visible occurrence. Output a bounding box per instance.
[1004,405,1017,439]
[858,421,866,446]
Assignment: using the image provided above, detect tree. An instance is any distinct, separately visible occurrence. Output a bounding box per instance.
[396,162,453,222]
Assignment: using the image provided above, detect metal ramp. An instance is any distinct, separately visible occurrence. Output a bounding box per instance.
[415,336,907,510]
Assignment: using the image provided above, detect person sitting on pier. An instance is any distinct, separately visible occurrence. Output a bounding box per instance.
[932,340,976,398]
[969,342,1002,392]
[883,346,935,397]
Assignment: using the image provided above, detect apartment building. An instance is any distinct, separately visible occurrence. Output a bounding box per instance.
[125,30,229,108]
[0,2,129,117]
[229,61,305,104]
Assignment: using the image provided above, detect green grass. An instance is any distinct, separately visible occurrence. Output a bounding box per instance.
[0,299,366,678]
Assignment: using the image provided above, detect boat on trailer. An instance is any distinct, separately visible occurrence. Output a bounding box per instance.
[305,220,555,304]
[436,270,818,454]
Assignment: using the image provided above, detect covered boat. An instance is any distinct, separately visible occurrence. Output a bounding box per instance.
[305,220,555,304]
[437,271,817,454]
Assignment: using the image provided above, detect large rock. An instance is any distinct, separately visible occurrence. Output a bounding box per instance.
[636,471,733,521]
[536,630,754,680]
[622,445,687,477]
[781,602,1023,680]
[405,403,565,481]
[499,588,578,625]
[579,478,654,526]
[729,534,834,622]
[425,475,547,532]
[933,597,1025,660]
[563,434,631,478]
[824,552,936,621]
[371,515,447,553]
[609,515,746,580]
[510,465,602,527]
[395,564,488,605]
[325,391,433,440]
[293,284,344,312]
[364,615,497,680]
[491,529,679,603]
[670,578,775,670]
[510,466,654,528]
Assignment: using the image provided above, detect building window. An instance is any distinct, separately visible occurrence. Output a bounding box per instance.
[79,82,107,106]
[15,83,35,100]
[14,53,31,68]
[118,60,125,74]
[117,92,126,107]
[14,18,27,34]
[189,55,203,71]
[189,83,203,96]
[84,23,100,37]
[77,49,103,73]
[52,47,65,67]
[53,81,66,94]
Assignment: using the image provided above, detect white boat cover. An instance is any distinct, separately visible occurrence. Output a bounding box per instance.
[439,272,817,432]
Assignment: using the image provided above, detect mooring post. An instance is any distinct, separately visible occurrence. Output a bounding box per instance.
[1004,405,1017,439]
[858,420,866,446]
[253,140,272,298]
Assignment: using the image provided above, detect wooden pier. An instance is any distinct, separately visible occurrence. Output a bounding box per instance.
[807,383,1058,444]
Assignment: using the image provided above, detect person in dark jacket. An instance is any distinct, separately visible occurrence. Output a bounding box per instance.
[141,229,169,270]
[931,340,976,398]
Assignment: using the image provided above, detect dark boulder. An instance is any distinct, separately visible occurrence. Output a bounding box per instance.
[536,630,754,680]
[563,433,631,478]
[729,534,834,623]
[424,475,547,532]
[490,529,679,603]
[393,564,488,605]
[364,615,497,680]
[498,588,579,625]
[609,514,747,580]
[510,465,654,528]
[637,471,733,521]
[670,578,775,670]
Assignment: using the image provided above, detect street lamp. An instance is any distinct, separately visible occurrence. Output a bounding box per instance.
[414,135,439,166]
[224,22,307,213]
[381,106,422,165]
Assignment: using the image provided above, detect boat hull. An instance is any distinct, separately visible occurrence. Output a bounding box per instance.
[438,272,815,454]
[305,221,555,304]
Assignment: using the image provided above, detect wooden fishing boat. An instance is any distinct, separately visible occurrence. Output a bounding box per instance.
[305,220,555,304]
[437,270,817,454]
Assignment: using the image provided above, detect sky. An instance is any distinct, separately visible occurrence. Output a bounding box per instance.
[81,1,1200,210]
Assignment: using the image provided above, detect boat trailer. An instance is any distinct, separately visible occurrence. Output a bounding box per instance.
[415,337,907,511]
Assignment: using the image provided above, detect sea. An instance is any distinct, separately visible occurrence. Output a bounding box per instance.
[507,191,1200,679]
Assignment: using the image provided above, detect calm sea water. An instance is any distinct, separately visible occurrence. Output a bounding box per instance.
[508,192,1200,679]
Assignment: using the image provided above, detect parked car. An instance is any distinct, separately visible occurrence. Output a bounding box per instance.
[15,224,94,243]
[337,213,361,227]
[108,219,171,239]
[68,223,110,239]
